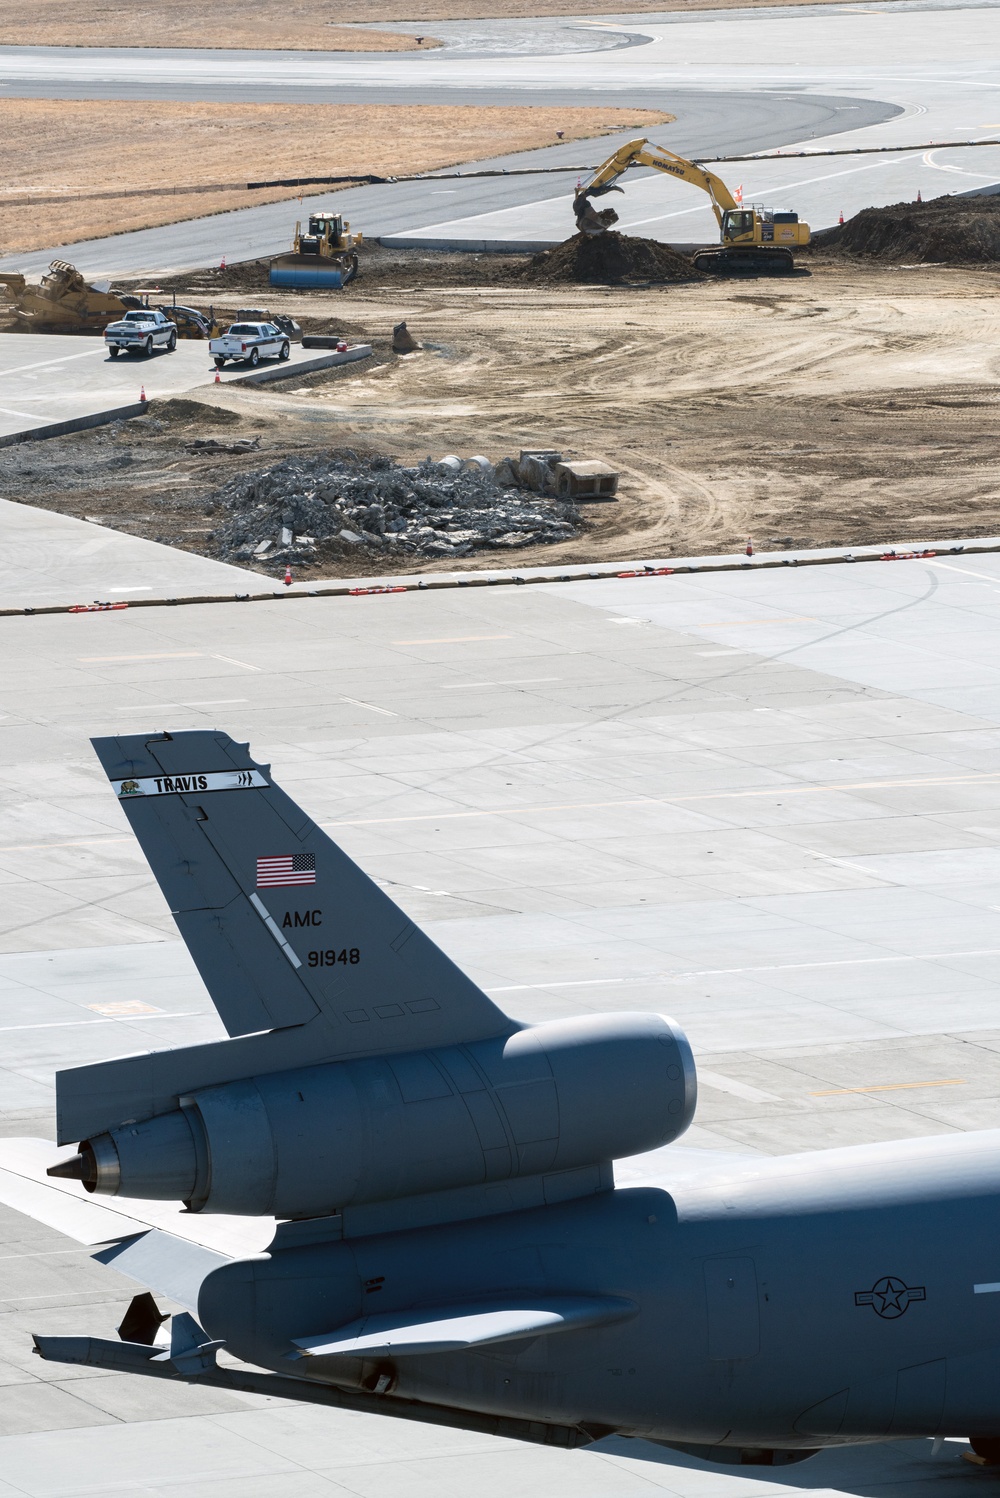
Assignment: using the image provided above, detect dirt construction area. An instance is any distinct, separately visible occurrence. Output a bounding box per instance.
[5,234,1000,579]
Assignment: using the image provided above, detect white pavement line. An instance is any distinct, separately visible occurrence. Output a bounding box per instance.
[698,1069,782,1104]
[0,1013,200,1034]
[924,560,1000,583]
[673,947,1000,979]
[974,1283,1000,1294]
[341,696,397,717]
[621,150,929,231]
[0,403,48,421]
[809,848,886,878]
[491,945,1000,994]
[0,347,106,379]
[211,653,262,671]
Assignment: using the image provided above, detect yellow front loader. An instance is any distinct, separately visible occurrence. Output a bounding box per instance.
[574,138,810,273]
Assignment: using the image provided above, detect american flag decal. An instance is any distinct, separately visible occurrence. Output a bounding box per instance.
[257,853,316,888]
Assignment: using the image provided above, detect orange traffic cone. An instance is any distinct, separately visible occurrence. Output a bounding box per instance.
[214,368,221,383]
[220,256,226,271]
[838,210,845,226]
[139,385,146,403]
[746,538,754,557]
[917,189,922,203]
[283,565,292,587]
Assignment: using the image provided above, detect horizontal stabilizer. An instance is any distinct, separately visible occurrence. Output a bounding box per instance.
[292,1294,636,1359]
[90,731,513,1051]
[0,1138,272,1264]
[93,1235,229,1318]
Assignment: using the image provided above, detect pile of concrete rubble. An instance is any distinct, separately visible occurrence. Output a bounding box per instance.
[208,449,583,562]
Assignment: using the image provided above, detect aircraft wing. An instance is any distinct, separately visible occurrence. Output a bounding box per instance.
[0,1138,271,1312]
[615,1142,765,1191]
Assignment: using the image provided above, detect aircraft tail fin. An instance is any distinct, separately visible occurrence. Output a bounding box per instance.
[91,730,513,1050]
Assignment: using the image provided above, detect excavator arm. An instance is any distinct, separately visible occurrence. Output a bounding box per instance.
[573,138,739,235]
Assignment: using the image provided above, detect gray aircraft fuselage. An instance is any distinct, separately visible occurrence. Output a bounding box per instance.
[199,1127,1000,1449]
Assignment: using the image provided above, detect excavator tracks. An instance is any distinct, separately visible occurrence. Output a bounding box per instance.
[692,246,796,275]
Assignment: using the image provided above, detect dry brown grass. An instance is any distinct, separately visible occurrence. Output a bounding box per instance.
[0,0,911,48]
[0,100,671,256]
[0,1,436,50]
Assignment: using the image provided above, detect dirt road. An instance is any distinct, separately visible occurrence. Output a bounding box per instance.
[5,258,1000,575]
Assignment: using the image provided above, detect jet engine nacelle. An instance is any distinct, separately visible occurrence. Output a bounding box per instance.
[63,1013,696,1218]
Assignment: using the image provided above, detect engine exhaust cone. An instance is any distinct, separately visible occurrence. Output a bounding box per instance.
[47,1153,87,1182]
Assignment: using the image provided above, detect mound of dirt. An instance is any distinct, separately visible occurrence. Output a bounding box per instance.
[522,231,700,284]
[153,398,241,426]
[812,193,1000,263]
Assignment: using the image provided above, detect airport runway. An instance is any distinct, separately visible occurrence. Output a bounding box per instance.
[3,516,1000,1489]
[4,0,1000,274]
[0,90,895,279]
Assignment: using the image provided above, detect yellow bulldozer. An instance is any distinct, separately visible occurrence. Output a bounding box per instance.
[0,259,222,337]
[574,138,810,273]
[269,211,362,289]
[0,259,142,333]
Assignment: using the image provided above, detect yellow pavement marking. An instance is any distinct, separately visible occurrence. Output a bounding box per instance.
[80,652,203,662]
[7,769,1000,849]
[811,1079,966,1096]
[699,617,817,626]
[87,1001,162,1017]
[323,767,1000,827]
[0,837,131,853]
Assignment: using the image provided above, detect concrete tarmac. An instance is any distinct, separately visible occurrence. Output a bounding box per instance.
[0,333,369,443]
[4,542,1000,1490]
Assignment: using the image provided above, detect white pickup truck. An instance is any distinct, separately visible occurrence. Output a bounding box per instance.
[104,309,177,358]
[209,322,291,369]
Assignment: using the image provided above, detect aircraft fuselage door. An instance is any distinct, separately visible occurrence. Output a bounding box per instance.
[704,1256,760,1361]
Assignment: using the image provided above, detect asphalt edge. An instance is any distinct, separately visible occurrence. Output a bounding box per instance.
[0,402,146,450]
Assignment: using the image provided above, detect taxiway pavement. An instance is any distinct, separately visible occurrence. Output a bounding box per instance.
[0,333,368,443]
[3,533,1000,1490]
[5,1,1000,272]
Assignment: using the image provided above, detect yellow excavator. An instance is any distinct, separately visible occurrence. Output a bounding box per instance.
[574,138,810,273]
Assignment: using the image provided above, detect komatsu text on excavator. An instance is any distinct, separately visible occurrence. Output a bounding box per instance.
[574,138,810,273]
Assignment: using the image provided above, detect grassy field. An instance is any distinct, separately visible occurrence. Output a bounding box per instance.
[0,0,908,49]
[0,100,671,255]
